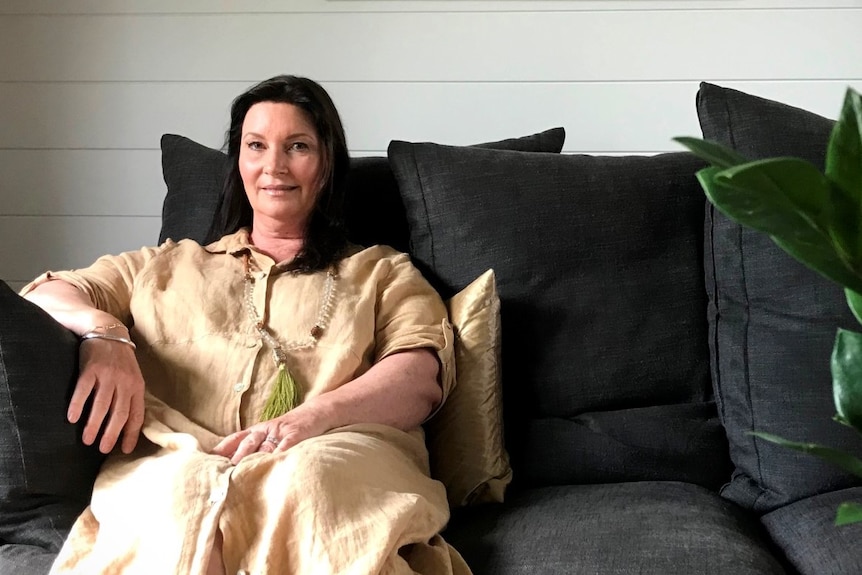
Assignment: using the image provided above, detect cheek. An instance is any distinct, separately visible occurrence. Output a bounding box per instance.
[305,158,325,190]
[238,155,259,189]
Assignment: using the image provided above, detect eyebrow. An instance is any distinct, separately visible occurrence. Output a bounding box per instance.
[242,131,315,140]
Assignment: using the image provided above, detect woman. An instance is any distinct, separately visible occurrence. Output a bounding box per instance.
[22,75,471,575]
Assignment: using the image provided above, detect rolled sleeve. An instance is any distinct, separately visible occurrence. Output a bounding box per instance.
[373,253,456,404]
[19,244,170,325]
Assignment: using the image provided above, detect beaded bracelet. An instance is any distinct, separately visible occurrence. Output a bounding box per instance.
[81,323,137,350]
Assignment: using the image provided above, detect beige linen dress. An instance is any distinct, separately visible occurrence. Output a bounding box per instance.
[22,229,471,575]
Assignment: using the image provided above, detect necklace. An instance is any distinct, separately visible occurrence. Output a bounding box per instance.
[242,253,337,420]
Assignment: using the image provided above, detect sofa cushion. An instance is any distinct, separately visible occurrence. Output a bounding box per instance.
[388,142,731,489]
[0,280,104,570]
[761,486,862,574]
[159,135,229,246]
[431,269,511,508]
[0,543,63,575]
[159,127,566,251]
[444,482,788,575]
[696,82,862,511]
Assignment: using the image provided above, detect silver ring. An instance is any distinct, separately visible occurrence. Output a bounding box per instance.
[264,435,280,446]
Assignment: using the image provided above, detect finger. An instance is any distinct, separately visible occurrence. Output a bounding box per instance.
[67,373,96,424]
[231,433,265,465]
[211,431,248,457]
[82,381,114,446]
[274,431,302,453]
[259,431,284,453]
[121,393,145,454]
[99,392,131,454]
[258,437,277,453]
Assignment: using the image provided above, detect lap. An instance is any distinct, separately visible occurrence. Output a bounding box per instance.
[54,423,458,574]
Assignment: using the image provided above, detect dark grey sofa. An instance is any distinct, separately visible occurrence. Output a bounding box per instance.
[2,82,862,574]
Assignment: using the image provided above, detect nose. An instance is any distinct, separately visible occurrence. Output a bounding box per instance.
[264,149,290,176]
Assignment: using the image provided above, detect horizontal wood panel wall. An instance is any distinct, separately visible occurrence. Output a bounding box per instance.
[1,0,861,289]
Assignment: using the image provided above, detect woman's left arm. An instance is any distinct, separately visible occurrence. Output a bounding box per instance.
[310,347,443,429]
[212,348,442,464]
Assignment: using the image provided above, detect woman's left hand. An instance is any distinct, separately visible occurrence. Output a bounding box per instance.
[210,404,330,465]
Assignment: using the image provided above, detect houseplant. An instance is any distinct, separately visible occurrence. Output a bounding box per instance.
[675,86,862,525]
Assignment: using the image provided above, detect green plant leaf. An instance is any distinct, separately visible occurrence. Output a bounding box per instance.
[695,165,862,293]
[826,181,862,270]
[768,234,862,295]
[831,328,862,431]
[695,164,817,234]
[826,88,862,205]
[673,137,750,169]
[715,157,830,233]
[825,89,862,268]
[835,502,862,526]
[846,289,862,326]
[751,431,862,478]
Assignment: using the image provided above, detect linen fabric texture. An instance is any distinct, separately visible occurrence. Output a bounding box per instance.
[431,269,511,508]
[159,128,563,508]
[0,281,105,575]
[696,81,862,511]
[20,231,469,574]
[387,141,730,490]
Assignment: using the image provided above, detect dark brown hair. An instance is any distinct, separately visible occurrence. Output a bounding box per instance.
[207,75,350,273]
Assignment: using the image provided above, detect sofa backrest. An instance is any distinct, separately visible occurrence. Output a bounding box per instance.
[387,143,733,491]
[158,128,565,251]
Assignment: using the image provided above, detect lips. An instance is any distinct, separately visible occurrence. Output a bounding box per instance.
[261,185,299,195]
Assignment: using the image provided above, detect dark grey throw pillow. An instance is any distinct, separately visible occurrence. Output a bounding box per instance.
[696,82,862,512]
[388,142,731,490]
[159,128,566,250]
[0,281,104,570]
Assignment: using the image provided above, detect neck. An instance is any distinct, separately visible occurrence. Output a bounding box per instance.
[250,226,305,265]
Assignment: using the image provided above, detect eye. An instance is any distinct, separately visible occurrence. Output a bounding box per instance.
[290,141,310,152]
[246,140,264,151]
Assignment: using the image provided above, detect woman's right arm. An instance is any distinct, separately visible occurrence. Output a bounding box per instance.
[25,280,145,454]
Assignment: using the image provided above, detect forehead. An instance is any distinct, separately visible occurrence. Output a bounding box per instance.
[242,102,317,137]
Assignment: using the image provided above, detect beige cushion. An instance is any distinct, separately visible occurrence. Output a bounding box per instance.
[427,269,512,507]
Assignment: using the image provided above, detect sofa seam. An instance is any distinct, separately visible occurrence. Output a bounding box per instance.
[409,145,436,270]
[707,204,725,423]
[720,94,768,509]
[738,223,766,500]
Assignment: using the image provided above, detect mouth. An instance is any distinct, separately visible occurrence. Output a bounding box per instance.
[261,185,299,196]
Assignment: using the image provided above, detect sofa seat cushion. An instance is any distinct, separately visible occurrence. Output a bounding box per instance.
[761,486,862,575]
[388,142,731,489]
[0,543,59,575]
[695,82,862,512]
[444,482,788,575]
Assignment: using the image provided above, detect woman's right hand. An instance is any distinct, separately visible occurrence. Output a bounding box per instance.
[73,338,146,454]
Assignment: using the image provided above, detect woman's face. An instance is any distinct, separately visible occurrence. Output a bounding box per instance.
[239,102,324,235]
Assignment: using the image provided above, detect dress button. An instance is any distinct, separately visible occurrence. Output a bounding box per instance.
[233,382,244,393]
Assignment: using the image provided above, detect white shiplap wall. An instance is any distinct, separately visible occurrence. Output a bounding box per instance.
[1,0,861,292]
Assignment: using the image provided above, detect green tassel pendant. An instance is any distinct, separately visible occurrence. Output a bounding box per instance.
[260,363,301,421]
